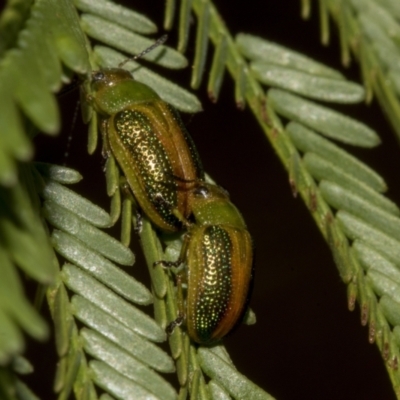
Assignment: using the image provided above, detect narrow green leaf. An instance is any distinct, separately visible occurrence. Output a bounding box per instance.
[354,264,368,321]
[178,387,188,400]
[164,0,176,30]
[320,181,400,242]
[318,0,330,45]
[207,34,227,102]
[43,0,90,74]
[358,41,374,104]
[52,231,149,305]
[178,0,193,52]
[190,369,201,399]
[74,0,157,34]
[72,295,175,373]
[60,346,82,400]
[189,345,209,400]
[301,0,311,18]
[361,1,400,43]
[153,291,167,331]
[94,46,202,113]
[18,20,62,92]
[367,270,400,304]
[269,89,380,147]
[0,249,48,340]
[337,211,400,265]
[44,200,135,266]
[0,0,31,55]
[88,112,98,154]
[81,14,187,69]
[0,150,17,187]
[208,380,231,400]
[0,80,32,163]
[0,368,16,400]
[140,218,168,299]
[379,295,400,327]
[288,150,303,195]
[53,284,72,357]
[175,335,189,387]
[81,380,98,400]
[287,122,386,192]
[198,348,275,400]
[100,394,116,400]
[326,214,354,284]
[252,62,364,103]
[15,380,40,400]
[374,68,400,143]
[40,180,111,228]
[8,50,59,134]
[35,163,82,184]
[109,187,121,226]
[207,345,234,365]
[0,168,57,283]
[105,156,119,197]
[354,241,400,284]
[26,17,64,90]
[1,216,54,283]
[12,356,33,375]
[393,326,400,347]
[62,264,165,342]
[198,373,210,400]
[374,0,400,19]
[53,355,67,393]
[121,198,132,247]
[303,153,398,215]
[358,11,400,73]
[388,69,400,98]
[0,307,24,364]
[81,328,177,400]
[234,62,246,109]
[90,360,160,400]
[100,393,114,400]
[336,1,351,66]
[165,277,183,361]
[236,33,344,79]
[191,1,210,89]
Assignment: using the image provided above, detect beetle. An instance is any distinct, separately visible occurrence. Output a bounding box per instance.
[83,37,204,232]
[157,182,254,344]
[84,37,254,343]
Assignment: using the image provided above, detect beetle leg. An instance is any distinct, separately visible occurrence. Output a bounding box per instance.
[154,259,181,268]
[134,210,143,234]
[154,232,190,268]
[100,119,112,158]
[166,314,184,335]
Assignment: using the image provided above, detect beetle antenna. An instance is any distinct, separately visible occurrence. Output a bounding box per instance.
[118,34,168,69]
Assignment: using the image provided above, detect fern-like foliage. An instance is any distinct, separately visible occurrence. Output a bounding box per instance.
[2,0,400,399]
[308,0,400,141]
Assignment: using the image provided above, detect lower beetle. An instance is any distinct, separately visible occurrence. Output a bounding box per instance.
[158,183,254,344]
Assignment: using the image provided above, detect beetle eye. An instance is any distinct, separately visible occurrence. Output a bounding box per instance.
[194,186,209,197]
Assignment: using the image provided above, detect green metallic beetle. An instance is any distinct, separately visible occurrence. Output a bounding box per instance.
[84,38,253,344]
[158,183,254,344]
[84,38,204,232]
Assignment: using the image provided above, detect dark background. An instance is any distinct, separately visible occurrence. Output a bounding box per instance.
[31,1,400,399]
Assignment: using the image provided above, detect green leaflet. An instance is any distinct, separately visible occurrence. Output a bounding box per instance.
[269,89,380,147]
[73,0,157,34]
